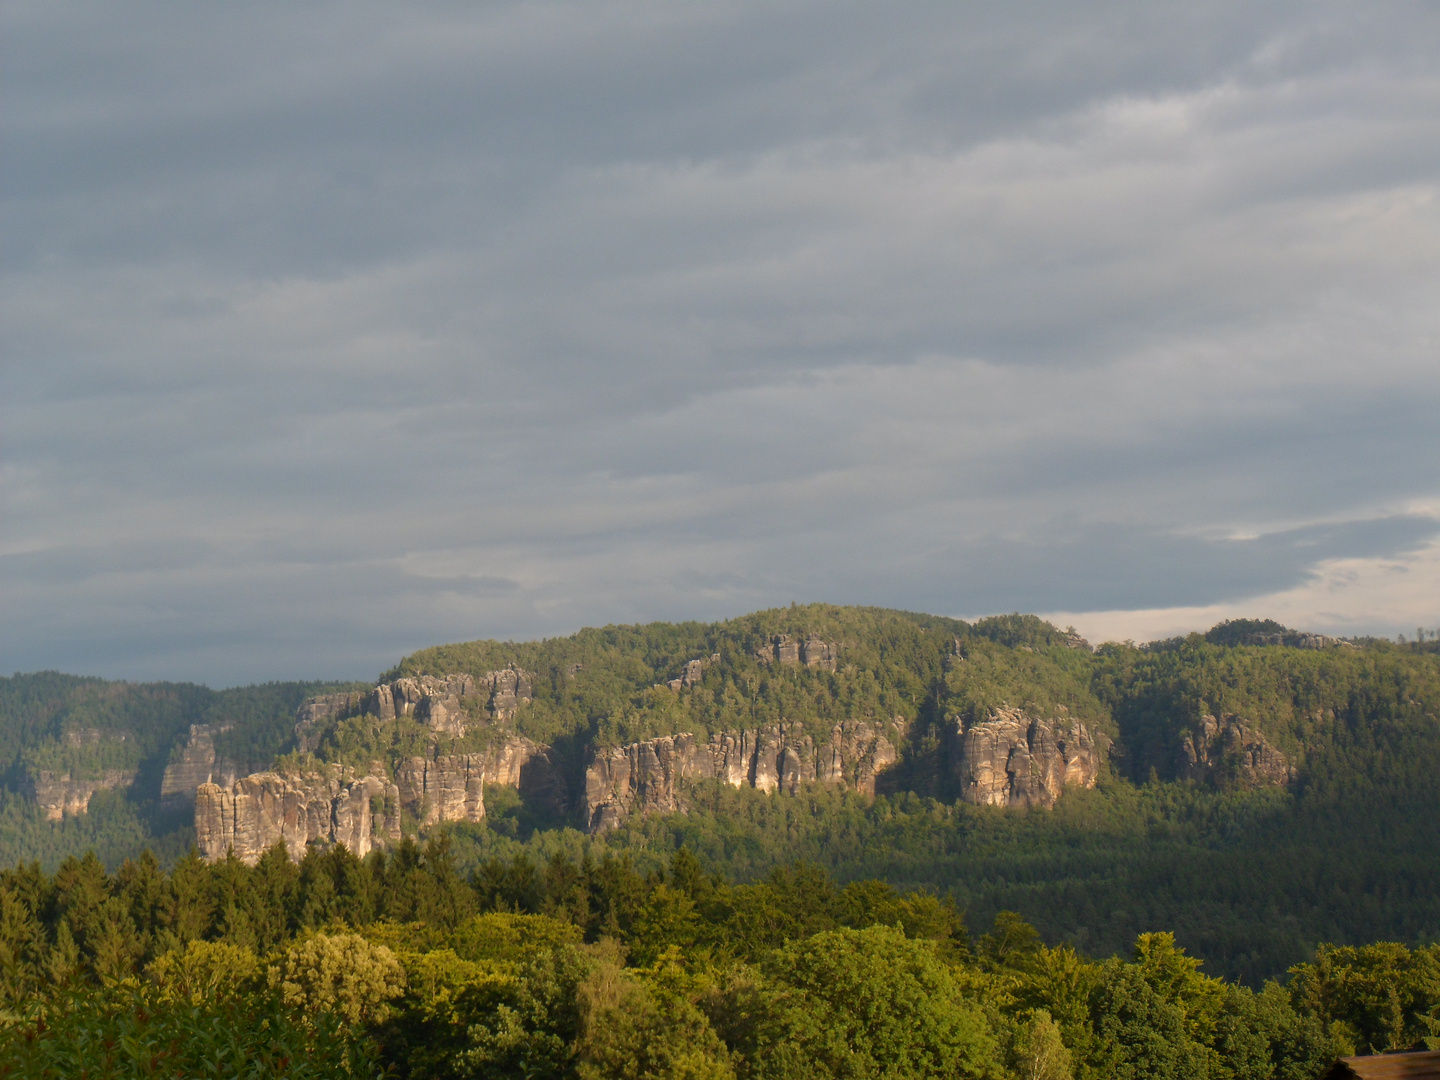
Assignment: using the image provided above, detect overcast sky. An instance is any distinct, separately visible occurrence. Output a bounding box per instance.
[3,1,1438,686]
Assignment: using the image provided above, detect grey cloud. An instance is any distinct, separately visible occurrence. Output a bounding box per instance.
[3,0,1439,684]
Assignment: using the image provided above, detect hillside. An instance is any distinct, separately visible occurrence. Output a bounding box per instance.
[1,605,1438,982]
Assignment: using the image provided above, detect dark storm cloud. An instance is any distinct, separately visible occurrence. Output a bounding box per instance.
[2,0,1439,684]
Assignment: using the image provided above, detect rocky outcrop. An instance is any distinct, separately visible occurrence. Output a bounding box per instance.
[392,734,561,828]
[195,730,561,863]
[23,769,137,821]
[585,734,704,833]
[753,636,838,671]
[950,708,1099,809]
[160,724,239,806]
[295,693,366,752]
[584,719,899,832]
[662,655,721,691]
[195,767,401,864]
[1244,631,1355,650]
[294,669,535,751]
[381,668,533,726]
[1179,714,1292,787]
[395,756,486,828]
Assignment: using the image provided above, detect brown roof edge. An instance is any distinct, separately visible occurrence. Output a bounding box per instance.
[1319,1050,1440,1079]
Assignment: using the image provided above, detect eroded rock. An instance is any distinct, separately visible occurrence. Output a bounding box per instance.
[160,723,239,806]
[23,769,137,821]
[295,693,365,752]
[584,718,899,832]
[295,668,535,749]
[194,767,401,864]
[753,635,838,670]
[1179,714,1292,787]
[951,708,1100,809]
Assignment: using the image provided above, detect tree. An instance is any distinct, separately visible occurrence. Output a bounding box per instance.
[269,930,407,1025]
[1014,1009,1073,1080]
[148,938,260,1003]
[749,925,1000,1080]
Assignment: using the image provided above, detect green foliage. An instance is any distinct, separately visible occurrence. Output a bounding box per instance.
[2,606,1439,1077]
[268,931,407,1026]
[0,676,358,873]
[575,947,735,1080]
[147,939,260,1003]
[0,980,380,1078]
[746,925,1000,1079]
[0,843,1418,1080]
[1286,941,1440,1054]
[1204,619,1294,648]
[1013,1009,1073,1080]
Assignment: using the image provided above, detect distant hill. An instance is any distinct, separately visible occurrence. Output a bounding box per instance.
[2,604,1437,982]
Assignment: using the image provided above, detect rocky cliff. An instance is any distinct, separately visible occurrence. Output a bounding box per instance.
[195,767,401,863]
[584,719,899,832]
[950,708,1100,809]
[294,668,534,750]
[160,723,239,806]
[23,768,138,821]
[1179,714,1292,787]
[752,635,839,671]
[195,730,560,863]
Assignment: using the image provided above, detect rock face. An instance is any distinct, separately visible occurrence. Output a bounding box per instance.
[950,708,1100,809]
[1179,714,1292,787]
[663,656,722,691]
[393,735,561,829]
[394,756,486,829]
[195,768,401,864]
[294,669,535,751]
[1244,631,1354,650]
[585,734,703,833]
[23,769,137,821]
[194,732,560,864]
[160,724,239,806]
[752,636,839,671]
[584,719,899,832]
[294,693,366,751]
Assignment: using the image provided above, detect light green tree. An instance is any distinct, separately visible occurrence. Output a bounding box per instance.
[1014,1010,1073,1080]
[148,938,260,1003]
[269,930,407,1025]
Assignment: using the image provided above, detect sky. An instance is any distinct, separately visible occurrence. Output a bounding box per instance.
[3,1,1438,687]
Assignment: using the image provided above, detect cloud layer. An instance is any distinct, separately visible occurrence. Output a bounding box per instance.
[3,1,1438,684]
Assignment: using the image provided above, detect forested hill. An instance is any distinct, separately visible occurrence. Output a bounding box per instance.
[0,674,361,868]
[1,605,1438,984]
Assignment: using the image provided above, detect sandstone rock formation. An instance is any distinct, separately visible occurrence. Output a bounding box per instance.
[393,735,561,828]
[1244,631,1355,650]
[664,656,719,691]
[584,719,899,832]
[195,767,401,864]
[1179,714,1292,787]
[585,734,702,833]
[195,730,561,863]
[294,692,366,751]
[294,669,535,751]
[752,636,838,671]
[950,708,1099,809]
[23,769,137,821]
[160,723,239,806]
[395,755,486,829]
